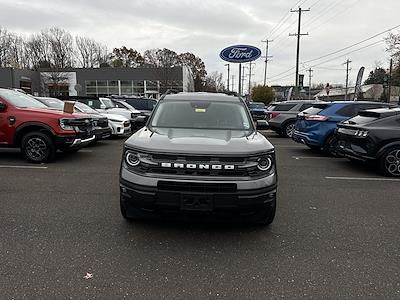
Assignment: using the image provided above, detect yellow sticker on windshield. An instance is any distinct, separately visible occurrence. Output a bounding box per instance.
[195,108,206,113]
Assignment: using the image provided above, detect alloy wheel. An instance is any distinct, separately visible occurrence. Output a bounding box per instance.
[385,149,400,176]
[285,123,295,138]
[25,137,48,160]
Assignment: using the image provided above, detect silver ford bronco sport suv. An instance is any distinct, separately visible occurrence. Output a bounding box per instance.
[120,93,277,225]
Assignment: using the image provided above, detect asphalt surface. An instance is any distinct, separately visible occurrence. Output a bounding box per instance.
[1,133,399,299]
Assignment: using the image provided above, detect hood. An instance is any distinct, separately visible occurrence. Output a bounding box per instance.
[103,113,129,122]
[125,127,274,155]
[17,107,89,118]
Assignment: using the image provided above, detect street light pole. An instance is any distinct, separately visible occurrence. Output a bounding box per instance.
[238,63,242,95]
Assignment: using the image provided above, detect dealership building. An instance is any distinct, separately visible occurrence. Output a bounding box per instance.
[0,66,194,98]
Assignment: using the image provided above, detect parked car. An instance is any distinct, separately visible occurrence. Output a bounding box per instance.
[0,89,95,163]
[110,99,147,128]
[337,107,400,176]
[72,102,131,137]
[35,97,112,140]
[247,102,268,120]
[120,92,276,225]
[267,100,317,137]
[292,101,390,156]
[109,96,157,122]
[69,97,138,128]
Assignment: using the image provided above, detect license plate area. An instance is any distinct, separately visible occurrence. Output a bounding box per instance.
[181,193,213,211]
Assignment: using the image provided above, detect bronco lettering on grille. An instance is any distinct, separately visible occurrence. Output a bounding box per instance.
[160,162,235,170]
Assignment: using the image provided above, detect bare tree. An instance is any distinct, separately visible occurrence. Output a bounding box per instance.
[75,36,108,68]
[386,32,400,65]
[42,27,74,68]
[203,71,225,92]
[25,33,51,69]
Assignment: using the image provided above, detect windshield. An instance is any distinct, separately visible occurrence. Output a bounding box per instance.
[150,100,253,130]
[74,102,99,114]
[101,98,116,108]
[249,103,265,109]
[0,90,47,109]
[36,98,65,110]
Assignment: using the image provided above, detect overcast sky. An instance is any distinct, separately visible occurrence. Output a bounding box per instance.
[1,0,399,92]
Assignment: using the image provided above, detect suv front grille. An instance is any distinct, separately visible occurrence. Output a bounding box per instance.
[133,153,263,178]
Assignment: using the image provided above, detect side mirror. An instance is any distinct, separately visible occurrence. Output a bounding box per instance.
[256,120,269,130]
[100,104,106,109]
[0,101,7,112]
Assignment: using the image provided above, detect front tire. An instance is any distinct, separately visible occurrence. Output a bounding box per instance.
[21,131,56,163]
[379,147,400,177]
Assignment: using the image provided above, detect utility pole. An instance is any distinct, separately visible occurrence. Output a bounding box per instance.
[248,62,255,96]
[231,75,235,91]
[388,58,393,103]
[290,7,310,97]
[307,68,313,100]
[344,59,352,100]
[261,39,273,86]
[225,64,230,91]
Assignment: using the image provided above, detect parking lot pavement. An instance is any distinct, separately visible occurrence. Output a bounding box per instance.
[1,134,399,299]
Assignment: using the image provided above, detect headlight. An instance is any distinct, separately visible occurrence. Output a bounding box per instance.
[125,151,140,167]
[257,155,273,172]
[59,118,74,131]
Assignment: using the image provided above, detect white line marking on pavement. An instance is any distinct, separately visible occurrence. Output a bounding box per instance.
[326,176,400,182]
[78,150,93,153]
[0,165,48,169]
[275,146,307,149]
[292,156,336,160]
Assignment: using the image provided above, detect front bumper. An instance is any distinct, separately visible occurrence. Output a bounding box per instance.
[55,134,96,150]
[120,169,277,218]
[94,127,112,140]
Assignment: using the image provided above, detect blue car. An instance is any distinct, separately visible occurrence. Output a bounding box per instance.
[248,102,267,120]
[292,101,390,156]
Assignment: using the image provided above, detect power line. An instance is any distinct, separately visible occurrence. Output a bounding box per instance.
[303,24,400,64]
[309,40,385,68]
[269,40,384,83]
[309,0,324,9]
[303,0,346,28]
[307,0,361,33]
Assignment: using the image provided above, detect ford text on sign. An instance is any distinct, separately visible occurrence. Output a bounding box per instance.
[220,45,262,63]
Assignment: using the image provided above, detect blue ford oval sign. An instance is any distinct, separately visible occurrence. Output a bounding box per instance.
[220,45,262,63]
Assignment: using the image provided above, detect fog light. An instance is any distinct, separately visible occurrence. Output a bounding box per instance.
[257,156,272,171]
[126,152,140,167]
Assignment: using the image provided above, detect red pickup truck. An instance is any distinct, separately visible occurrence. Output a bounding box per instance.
[0,89,95,163]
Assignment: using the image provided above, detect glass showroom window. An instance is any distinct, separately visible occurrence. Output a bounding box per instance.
[121,80,133,95]
[97,80,108,96]
[86,80,97,95]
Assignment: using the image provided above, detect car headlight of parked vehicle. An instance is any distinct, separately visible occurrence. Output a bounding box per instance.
[126,151,141,167]
[59,118,75,131]
[257,155,273,171]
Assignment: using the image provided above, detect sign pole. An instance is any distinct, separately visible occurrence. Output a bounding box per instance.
[238,63,242,95]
